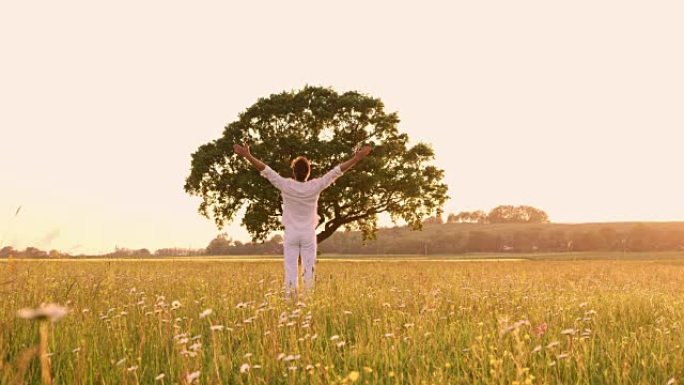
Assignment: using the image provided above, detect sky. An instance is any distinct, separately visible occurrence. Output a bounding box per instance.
[1,1,683,255]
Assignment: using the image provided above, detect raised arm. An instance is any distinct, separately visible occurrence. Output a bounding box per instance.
[340,145,372,172]
[314,145,373,192]
[233,144,266,171]
[234,144,287,190]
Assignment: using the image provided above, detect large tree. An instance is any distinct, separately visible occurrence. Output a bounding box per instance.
[185,86,449,243]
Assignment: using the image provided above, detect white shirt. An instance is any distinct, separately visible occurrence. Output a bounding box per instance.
[260,165,344,233]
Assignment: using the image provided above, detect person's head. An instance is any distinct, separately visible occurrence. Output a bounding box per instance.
[291,156,311,182]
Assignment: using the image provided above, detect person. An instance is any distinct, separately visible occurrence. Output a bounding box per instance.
[233,143,372,294]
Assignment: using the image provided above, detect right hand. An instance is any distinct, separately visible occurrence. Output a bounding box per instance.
[233,144,251,157]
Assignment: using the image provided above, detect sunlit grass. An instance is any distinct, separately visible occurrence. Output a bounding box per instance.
[2,259,684,384]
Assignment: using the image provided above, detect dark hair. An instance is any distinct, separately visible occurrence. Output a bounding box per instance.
[291,156,311,182]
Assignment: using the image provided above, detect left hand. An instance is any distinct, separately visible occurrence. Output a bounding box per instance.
[355,145,372,159]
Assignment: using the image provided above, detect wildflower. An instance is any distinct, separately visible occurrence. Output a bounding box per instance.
[283,354,300,362]
[558,353,569,360]
[666,378,675,385]
[288,366,297,371]
[330,335,340,341]
[189,342,202,351]
[186,371,200,383]
[210,325,224,331]
[244,353,253,358]
[127,365,138,372]
[155,373,165,381]
[115,358,127,366]
[560,328,576,336]
[347,371,360,382]
[17,303,68,321]
[199,309,213,319]
[336,341,346,348]
[343,310,352,315]
[533,322,548,337]
[277,353,286,361]
[171,301,182,310]
[72,348,81,353]
[240,363,250,373]
[384,333,394,338]
[305,364,314,371]
[363,366,373,373]
[531,345,542,353]
[547,341,560,349]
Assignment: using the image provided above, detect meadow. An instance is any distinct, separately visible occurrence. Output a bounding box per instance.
[2,257,684,384]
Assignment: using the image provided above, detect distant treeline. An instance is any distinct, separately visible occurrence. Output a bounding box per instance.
[319,222,684,254]
[189,221,684,256]
[3,205,683,257]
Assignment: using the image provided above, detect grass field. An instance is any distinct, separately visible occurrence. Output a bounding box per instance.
[2,257,684,384]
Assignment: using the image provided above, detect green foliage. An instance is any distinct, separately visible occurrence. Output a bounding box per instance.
[185,86,449,243]
[486,205,550,224]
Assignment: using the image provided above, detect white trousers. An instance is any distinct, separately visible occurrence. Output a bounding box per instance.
[283,230,317,293]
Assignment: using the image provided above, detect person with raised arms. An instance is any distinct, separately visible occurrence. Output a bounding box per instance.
[233,143,372,295]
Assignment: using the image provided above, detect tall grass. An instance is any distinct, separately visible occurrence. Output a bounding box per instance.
[1,259,683,384]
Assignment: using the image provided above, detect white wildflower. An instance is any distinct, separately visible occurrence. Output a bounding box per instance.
[186,371,200,383]
[17,303,68,321]
[189,342,202,351]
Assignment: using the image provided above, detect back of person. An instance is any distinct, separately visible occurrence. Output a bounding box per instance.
[260,165,344,234]
[279,179,325,234]
[233,143,370,294]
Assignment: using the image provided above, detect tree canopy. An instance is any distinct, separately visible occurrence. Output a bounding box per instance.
[185,86,449,243]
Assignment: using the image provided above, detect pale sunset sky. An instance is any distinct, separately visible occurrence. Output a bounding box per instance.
[1,1,682,254]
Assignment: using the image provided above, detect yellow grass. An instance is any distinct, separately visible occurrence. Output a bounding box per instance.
[1,258,683,384]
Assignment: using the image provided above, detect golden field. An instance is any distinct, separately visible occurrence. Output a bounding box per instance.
[1,258,683,384]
